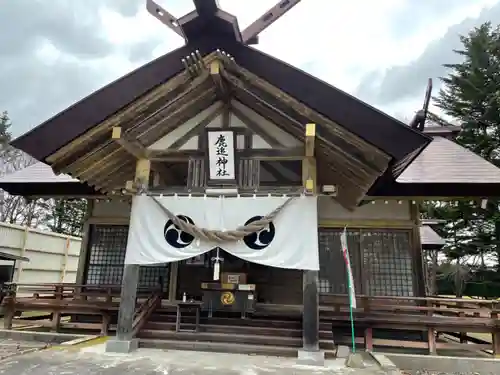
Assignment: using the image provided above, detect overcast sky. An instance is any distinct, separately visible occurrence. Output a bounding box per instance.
[1,0,500,138]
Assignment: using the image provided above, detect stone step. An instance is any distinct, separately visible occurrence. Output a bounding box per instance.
[149,313,332,331]
[139,338,338,359]
[139,338,300,357]
[143,320,334,340]
[138,329,302,347]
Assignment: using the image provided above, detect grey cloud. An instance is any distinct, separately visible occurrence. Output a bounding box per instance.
[0,1,161,137]
[388,0,471,39]
[355,2,500,108]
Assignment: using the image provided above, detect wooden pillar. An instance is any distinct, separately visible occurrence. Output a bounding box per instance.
[168,262,179,301]
[298,123,323,365]
[115,264,140,341]
[492,307,500,357]
[75,200,94,288]
[410,201,426,297]
[14,226,29,283]
[106,158,150,353]
[302,270,320,351]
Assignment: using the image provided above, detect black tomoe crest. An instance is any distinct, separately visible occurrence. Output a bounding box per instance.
[243,216,275,250]
[163,215,195,248]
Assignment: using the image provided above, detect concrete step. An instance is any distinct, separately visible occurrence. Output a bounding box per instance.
[149,314,333,331]
[143,321,335,340]
[139,338,338,358]
[138,329,302,347]
[139,338,300,357]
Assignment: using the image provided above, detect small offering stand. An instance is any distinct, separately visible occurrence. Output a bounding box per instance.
[201,272,256,318]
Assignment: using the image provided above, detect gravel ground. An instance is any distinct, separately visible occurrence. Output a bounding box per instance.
[0,339,48,359]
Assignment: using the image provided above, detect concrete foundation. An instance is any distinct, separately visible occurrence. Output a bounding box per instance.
[297,349,325,366]
[105,338,139,354]
[345,353,365,368]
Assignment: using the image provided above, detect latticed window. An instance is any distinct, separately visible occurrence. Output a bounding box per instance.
[85,225,169,291]
[361,229,413,296]
[318,229,361,294]
[318,228,414,296]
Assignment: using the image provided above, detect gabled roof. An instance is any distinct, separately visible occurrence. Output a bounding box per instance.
[0,162,77,183]
[397,136,500,184]
[0,162,95,197]
[0,251,29,262]
[420,225,445,249]
[370,135,500,198]
[11,35,430,163]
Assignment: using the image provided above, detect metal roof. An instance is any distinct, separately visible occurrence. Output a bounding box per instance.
[397,137,500,183]
[420,225,445,247]
[0,162,78,184]
[0,251,29,262]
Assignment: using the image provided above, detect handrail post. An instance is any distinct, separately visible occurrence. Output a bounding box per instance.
[2,284,16,330]
[492,302,500,357]
[51,285,63,332]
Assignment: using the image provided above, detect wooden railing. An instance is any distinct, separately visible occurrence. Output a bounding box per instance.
[0,283,160,335]
[132,293,162,337]
[320,294,500,356]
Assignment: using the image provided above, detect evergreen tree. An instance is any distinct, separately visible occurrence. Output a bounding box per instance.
[433,22,500,273]
[44,199,88,236]
[0,111,12,145]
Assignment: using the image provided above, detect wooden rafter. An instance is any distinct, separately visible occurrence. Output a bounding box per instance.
[146,0,184,39]
[241,0,303,44]
[222,63,390,169]
[305,123,315,157]
[231,106,283,147]
[228,77,374,184]
[94,164,135,192]
[168,102,225,150]
[48,52,223,173]
[135,86,216,145]
[92,162,135,192]
[221,71,389,192]
[83,89,217,180]
[47,67,204,167]
[303,123,316,193]
[210,59,228,98]
[111,127,149,159]
[260,162,297,184]
[91,159,134,188]
[62,78,215,181]
[222,103,231,128]
[238,147,303,160]
[52,75,213,176]
[111,126,172,185]
[229,84,370,205]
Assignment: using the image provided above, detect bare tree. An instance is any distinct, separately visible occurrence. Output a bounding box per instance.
[0,112,49,227]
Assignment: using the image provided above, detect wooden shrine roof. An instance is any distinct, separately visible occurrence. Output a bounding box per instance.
[397,137,500,184]
[0,162,94,197]
[28,52,398,208]
[420,225,445,249]
[0,162,77,183]
[12,37,429,164]
[7,1,500,202]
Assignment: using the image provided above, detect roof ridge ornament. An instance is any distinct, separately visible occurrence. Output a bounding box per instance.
[409,78,432,132]
[146,0,303,45]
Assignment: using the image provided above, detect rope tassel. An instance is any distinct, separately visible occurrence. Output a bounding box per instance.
[151,196,293,243]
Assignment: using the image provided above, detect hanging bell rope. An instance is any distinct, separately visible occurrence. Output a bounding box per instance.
[151,196,293,243]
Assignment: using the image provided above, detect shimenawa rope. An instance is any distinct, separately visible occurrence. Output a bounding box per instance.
[152,196,293,243]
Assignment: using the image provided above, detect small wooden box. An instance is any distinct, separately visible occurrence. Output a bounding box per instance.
[221,272,247,284]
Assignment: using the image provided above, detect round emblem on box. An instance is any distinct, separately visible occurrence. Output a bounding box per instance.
[221,291,235,305]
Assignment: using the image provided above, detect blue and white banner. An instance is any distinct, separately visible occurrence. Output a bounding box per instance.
[124,195,319,270]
